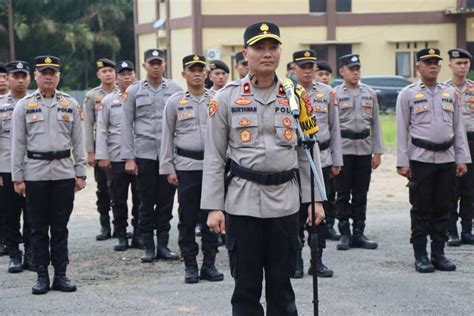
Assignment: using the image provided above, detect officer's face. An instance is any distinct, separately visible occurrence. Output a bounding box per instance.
[244,39,281,75]
[340,65,360,85]
[294,63,315,86]
[117,70,135,91]
[0,73,8,92]
[315,70,332,85]
[209,69,229,89]
[8,72,30,94]
[182,65,206,88]
[416,59,441,81]
[448,58,470,77]
[97,67,116,85]
[35,69,60,91]
[235,61,249,78]
[144,59,165,79]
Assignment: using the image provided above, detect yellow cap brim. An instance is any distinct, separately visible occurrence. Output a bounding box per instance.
[184,60,206,67]
[246,34,282,46]
[419,54,443,61]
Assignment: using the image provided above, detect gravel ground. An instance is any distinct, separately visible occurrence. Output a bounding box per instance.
[0,152,473,315]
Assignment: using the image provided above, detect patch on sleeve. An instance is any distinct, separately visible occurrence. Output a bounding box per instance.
[330,90,338,106]
[208,99,219,118]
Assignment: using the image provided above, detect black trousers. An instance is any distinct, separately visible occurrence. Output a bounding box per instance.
[176,170,218,258]
[0,173,29,249]
[109,162,140,231]
[409,161,456,245]
[322,166,337,225]
[450,140,474,225]
[136,158,175,235]
[335,155,372,222]
[94,165,111,215]
[226,212,299,316]
[298,202,326,250]
[26,179,75,267]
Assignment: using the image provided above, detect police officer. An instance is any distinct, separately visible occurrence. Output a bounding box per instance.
[334,54,384,251]
[203,22,325,315]
[160,54,224,284]
[96,60,141,251]
[11,55,87,294]
[291,49,342,278]
[0,62,9,257]
[209,60,230,93]
[396,48,470,273]
[121,49,182,262]
[445,48,474,246]
[315,60,333,86]
[234,52,249,79]
[83,58,118,241]
[0,61,33,273]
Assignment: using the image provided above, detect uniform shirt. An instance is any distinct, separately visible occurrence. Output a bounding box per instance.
[160,90,212,174]
[95,90,125,162]
[0,93,18,173]
[334,82,384,155]
[201,76,324,219]
[83,85,119,153]
[445,79,474,133]
[11,90,87,181]
[396,81,471,166]
[121,78,183,161]
[307,82,343,168]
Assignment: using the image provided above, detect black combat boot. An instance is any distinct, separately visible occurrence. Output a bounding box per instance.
[32,265,50,295]
[51,264,77,292]
[308,249,334,277]
[326,217,341,241]
[95,215,111,241]
[413,243,435,273]
[336,220,351,250]
[447,221,461,247]
[114,230,129,251]
[141,233,155,263]
[22,246,36,271]
[156,232,179,261]
[7,247,23,273]
[130,228,144,249]
[351,220,378,249]
[200,252,224,282]
[184,256,199,284]
[460,220,474,244]
[431,242,456,271]
[291,249,304,279]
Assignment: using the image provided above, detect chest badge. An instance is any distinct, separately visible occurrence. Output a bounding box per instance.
[239,117,251,126]
[234,97,252,106]
[240,129,252,143]
[283,129,293,141]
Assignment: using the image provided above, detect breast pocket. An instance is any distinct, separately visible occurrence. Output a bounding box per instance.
[177,109,197,131]
[441,102,454,125]
[412,103,431,124]
[338,101,353,122]
[274,114,297,147]
[231,114,259,147]
[362,100,373,119]
[1,113,12,132]
[57,112,74,133]
[135,96,153,118]
[26,113,45,135]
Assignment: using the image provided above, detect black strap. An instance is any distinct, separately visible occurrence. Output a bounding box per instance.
[411,137,454,152]
[340,129,370,140]
[467,132,474,142]
[27,150,71,161]
[229,160,297,186]
[317,139,330,151]
[176,147,204,161]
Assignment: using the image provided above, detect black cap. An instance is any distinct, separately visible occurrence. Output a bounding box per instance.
[448,48,472,60]
[286,62,294,71]
[316,61,332,73]
[182,54,206,69]
[339,54,361,68]
[235,52,246,65]
[416,48,442,62]
[0,62,7,73]
[35,55,60,72]
[96,58,116,70]
[293,50,317,66]
[144,49,166,62]
[116,60,135,73]
[243,22,282,47]
[6,61,29,74]
[209,60,229,73]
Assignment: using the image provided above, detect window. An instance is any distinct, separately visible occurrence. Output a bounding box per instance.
[396,52,411,78]
[309,0,326,12]
[466,42,474,71]
[467,0,474,8]
[336,0,352,12]
[309,44,328,61]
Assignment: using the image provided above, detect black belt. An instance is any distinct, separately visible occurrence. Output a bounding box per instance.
[229,160,297,186]
[467,132,474,142]
[176,147,204,161]
[27,150,71,161]
[318,139,330,151]
[341,129,370,140]
[411,137,454,152]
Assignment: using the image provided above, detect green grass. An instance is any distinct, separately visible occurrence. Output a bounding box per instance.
[380,114,396,149]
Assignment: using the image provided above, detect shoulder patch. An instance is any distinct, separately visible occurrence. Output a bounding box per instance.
[330,90,338,106]
[208,99,219,118]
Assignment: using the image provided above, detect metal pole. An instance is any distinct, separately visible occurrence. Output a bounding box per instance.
[7,0,15,60]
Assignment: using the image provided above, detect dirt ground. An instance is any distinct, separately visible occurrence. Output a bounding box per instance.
[1,151,473,315]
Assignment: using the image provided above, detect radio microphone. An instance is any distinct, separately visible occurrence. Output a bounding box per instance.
[282,78,300,118]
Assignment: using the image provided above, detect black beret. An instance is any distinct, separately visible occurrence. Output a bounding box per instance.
[6,60,29,74]
[182,54,206,69]
[316,61,332,73]
[416,48,442,62]
[448,48,472,60]
[209,60,229,73]
[243,22,282,47]
[96,58,116,70]
[35,55,60,72]
[235,52,246,65]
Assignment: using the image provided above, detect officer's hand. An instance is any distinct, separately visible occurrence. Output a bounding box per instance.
[456,163,467,177]
[75,178,86,192]
[0,176,3,187]
[87,152,96,167]
[167,174,179,187]
[14,181,26,197]
[98,160,112,170]
[371,154,382,170]
[397,166,411,179]
[307,202,325,226]
[207,210,225,234]
[330,166,341,178]
[125,159,138,176]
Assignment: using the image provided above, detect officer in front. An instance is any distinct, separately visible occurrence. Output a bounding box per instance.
[11,55,87,294]
[203,22,325,315]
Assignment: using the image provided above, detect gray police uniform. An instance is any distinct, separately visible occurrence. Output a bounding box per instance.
[397,81,471,247]
[95,90,139,237]
[11,90,86,268]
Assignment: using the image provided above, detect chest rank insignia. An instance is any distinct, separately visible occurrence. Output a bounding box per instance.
[208,99,218,118]
[316,93,325,98]
[282,117,292,127]
[59,100,69,107]
[26,101,39,109]
[242,82,251,94]
[234,97,252,105]
[187,111,194,118]
[283,128,293,141]
[178,112,185,120]
[442,92,450,97]
[278,98,288,106]
[415,93,424,99]
[240,129,252,142]
[239,117,251,126]
[62,114,70,120]
[95,95,104,102]
[179,98,188,105]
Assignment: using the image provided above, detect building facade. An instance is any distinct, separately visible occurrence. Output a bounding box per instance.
[134,0,474,85]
